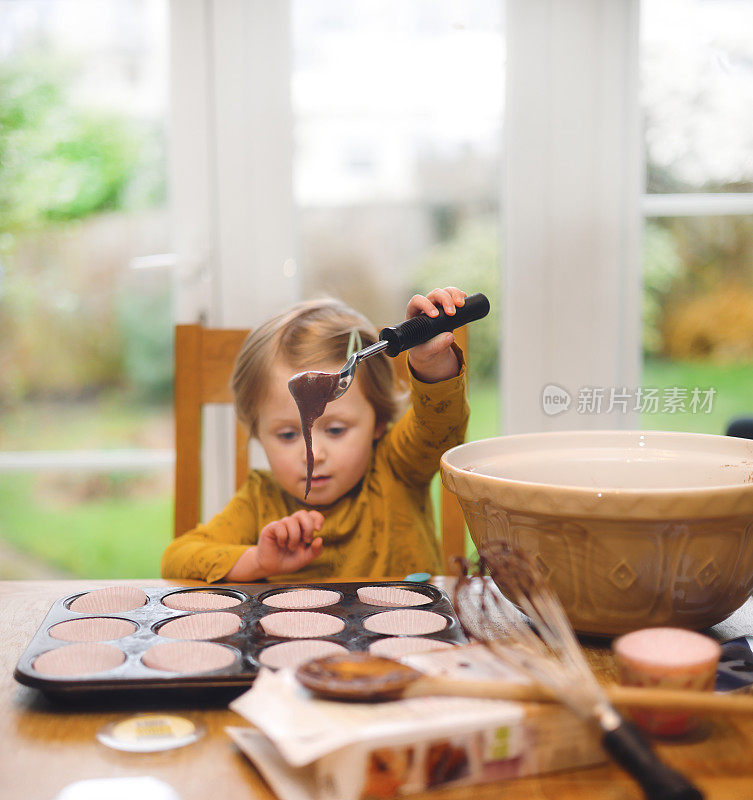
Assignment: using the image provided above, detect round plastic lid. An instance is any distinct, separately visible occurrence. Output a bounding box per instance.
[97,714,204,752]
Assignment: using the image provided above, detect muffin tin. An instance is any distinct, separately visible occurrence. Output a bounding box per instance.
[14,581,466,696]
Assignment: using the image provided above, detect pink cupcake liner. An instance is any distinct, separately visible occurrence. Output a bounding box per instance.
[613,627,722,736]
[258,640,348,669]
[69,586,147,614]
[368,637,455,658]
[162,592,243,611]
[49,618,137,642]
[363,609,447,635]
[356,586,432,607]
[262,589,340,609]
[33,643,126,677]
[614,627,721,671]
[142,641,237,673]
[260,611,345,638]
[157,612,241,640]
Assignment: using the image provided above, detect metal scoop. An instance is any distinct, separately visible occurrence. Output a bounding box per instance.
[330,291,490,399]
[288,292,490,497]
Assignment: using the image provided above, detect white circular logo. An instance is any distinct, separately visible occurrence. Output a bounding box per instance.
[541,384,572,416]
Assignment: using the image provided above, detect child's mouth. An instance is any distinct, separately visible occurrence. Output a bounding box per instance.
[308,475,330,486]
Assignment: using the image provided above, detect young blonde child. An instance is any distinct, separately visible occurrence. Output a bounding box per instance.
[161,286,470,582]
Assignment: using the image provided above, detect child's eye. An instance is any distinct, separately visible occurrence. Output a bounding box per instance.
[276,430,299,442]
[326,425,347,437]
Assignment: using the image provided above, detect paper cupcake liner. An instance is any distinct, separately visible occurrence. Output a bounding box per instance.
[69,586,148,614]
[363,609,447,635]
[258,639,349,669]
[613,627,721,672]
[33,643,125,676]
[613,627,721,736]
[162,591,243,612]
[262,589,340,609]
[142,641,237,674]
[157,612,241,640]
[260,611,345,638]
[49,617,137,642]
[368,637,455,658]
[357,586,432,607]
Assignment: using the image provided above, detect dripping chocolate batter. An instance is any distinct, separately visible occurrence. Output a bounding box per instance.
[288,371,340,498]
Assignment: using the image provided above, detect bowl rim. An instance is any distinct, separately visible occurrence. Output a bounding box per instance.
[440,429,753,520]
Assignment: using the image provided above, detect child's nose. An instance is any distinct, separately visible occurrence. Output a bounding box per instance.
[307,430,327,462]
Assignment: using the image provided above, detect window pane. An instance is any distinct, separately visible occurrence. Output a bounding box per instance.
[642,215,753,433]
[641,2,753,438]
[0,0,171,578]
[642,0,753,193]
[291,0,503,432]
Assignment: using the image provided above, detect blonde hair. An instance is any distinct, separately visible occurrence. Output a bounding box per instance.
[232,297,401,436]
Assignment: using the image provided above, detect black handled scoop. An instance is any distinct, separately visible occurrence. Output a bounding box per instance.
[288,292,490,497]
[332,291,490,399]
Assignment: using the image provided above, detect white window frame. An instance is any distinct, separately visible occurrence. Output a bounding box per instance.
[642,194,753,217]
[503,0,753,434]
[170,0,298,518]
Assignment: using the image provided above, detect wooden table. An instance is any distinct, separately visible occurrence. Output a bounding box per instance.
[3,579,753,800]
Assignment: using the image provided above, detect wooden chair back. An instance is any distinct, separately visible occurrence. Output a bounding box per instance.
[173,323,467,572]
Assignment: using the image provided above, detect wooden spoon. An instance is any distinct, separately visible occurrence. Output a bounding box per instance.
[295,652,753,715]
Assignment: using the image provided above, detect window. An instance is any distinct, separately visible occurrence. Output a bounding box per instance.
[0,0,172,578]
[641,0,753,434]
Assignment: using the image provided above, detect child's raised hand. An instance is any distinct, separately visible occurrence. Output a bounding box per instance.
[256,510,324,575]
[406,287,466,383]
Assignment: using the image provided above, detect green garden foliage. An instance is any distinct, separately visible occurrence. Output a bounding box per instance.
[0,48,167,405]
[116,283,174,403]
[644,215,753,360]
[0,51,164,232]
[643,220,683,356]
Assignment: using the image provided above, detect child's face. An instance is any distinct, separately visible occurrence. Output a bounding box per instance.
[256,361,385,506]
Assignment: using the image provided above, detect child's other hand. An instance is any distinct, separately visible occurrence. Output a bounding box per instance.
[406,287,466,383]
[256,510,324,575]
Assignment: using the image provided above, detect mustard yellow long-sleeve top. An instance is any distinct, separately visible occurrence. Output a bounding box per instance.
[161,363,469,583]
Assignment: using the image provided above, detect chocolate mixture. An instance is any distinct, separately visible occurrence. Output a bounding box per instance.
[295,652,420,700]
[288,371,340,498]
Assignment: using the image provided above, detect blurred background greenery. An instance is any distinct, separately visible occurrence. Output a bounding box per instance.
[0,50,170,407]
[0,21,174,578]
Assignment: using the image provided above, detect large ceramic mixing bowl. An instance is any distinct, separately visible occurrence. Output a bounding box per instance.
[441,431,753,636]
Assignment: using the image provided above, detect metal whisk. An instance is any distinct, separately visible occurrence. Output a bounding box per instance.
[453,543,703,800]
